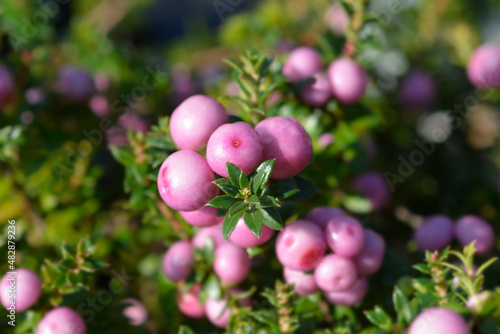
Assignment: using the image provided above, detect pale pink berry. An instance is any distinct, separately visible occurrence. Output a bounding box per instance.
[314,254,358,292]
[1,268,41,312]
[180,206,223,227]
[89,95,110,117]
[324,2,349,36]
[325,216,365,258]
[324,276,368,306]
[157,150,217,212]
[255,117,313,179]
[466,292,490,313]
[414,215,454,252]
[275,220,326,271]
[399,70,436,109]
[121,298,148,326]
[327,58,368,104]
[213,243,251,284]
[467,44,500,88]
[283,268,319,296]
[282,47,323,82]
[169,95,228,151]
[408,308,470,334]
[228,217,274,248]
[176,283,205,318]
[455,215,495,254]
[352,171,390,211]
[206,122,263,177]
[205,298,231,328]
[192,223,227,250]
[306,206,345,230]
[36,307,86,334]
[299,72,333,106]
[354,229,385,276]
[162,241,194,282]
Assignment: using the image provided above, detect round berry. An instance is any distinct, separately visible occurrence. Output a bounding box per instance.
[162,241,194,282]
[324,276,368,306]
[327,58,368,104]
[169,95,228,151]
[354,229,385,276]
[55,65,94,103]
[206,122,263,177]
[0,65,15,109]
[324,2,349,36]
[408,308,470,334]
[275,220,326,271]
[325,216,365,258]
[414,215,454,252]
[157,150,217,212]
[306,206,345,230]
[314,254,358,292]
[228,217,274,248]
[455,215,495,254]
[255,117,313,179]
[352,171,390,211]
[1,268,41,312]
[282,47,323,82]
[205,298,231,328]
[399,70,436,109]
[176,283,205,318]
[192,223,227,250]
[121,298,148,326]
[180,206,223,227]
[467,44,500,88]
[36,307,86,334]
[299,72,333,106]
[89,95,110,117]
[213,243,251,284]
[283,268,319,296]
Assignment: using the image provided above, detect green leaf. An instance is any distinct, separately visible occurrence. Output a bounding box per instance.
[246,195,260,204]
[203,273,222,301]
[244,210,264,237]
[413,264,431,275]
[217,183,240,197]
[222,210,245,240]
[262,183,299,200]
[393,288,412,325]
[239,172,249,190]
[343,194,372,214]
[226,162,244,188]
[110,146,135,166]
[365,306,393,330]
[476,257,498,277]
[228,201,249,215]
[213,178,232,186]
[256,159,275,175]
[178,326,196,334]
[289,176,317,201]
[260,207,283,230]
[207,196,240,209]
[257,195,279,208]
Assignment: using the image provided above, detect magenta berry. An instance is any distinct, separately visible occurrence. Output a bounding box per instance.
[36,307,86,334]
[314,254,358,292]
[180,206,223,227]
[162,241,194,282]
[325,216,365,258]
[89,95,110,117]
[1,268,41,312]
[399,70,436,109]
[213,243,251,284]
[408,308,470,334]
[282,47,323,82]
[205,298,231,328]
[192,223,227,250]
[467,44,500,88]
[352,171,390,211]
[121,298,148,326]
[414,215,454,252]
[354,229,385,276]
[0,65,15,109]
[206,122,263,177]
[169,94,228,151]
[55,65,94,103]
[255,117,313,179]
[455,215,495,254]
[299,72,333,106]
[176,283,205,318]
[306,206,345,230]
[283,267,319,296]
[275,220,326,271]
[327,58,368,104]
[228,217,274,248]
[324,276,368,306]
[157,150,217,212]
[324,2,349,36]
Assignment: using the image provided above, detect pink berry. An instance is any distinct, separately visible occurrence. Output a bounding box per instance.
[327,58,368,104]
[275,220,326,271]
[213,243,251,284]
[455,215,495,254]
[354,229,385,276]
[466,292,490,313]
[157,150,217,212]
[399,70,436,109]
[282,47,323,82]
[177,283,205,318]
[324,276,368,306]
[192,223,227,250]
[121,298,148,326]
[180,206,223,227]
[414,215,454,252]
[306,206,345,230]
[205,298,231,328]
[467,44,500,88]
[0,65,14,109]
[283,268,319,296]
[25,87,45,105]
[255,117,313,179]
[162,241,194,282]
[352,171,390,211]
[299,72,333,106]
[318,133,335,150]
[228,217,274,248]
[325,216,365,258]
[324,2,349,36]
[89,95,110,117]
[314,254,358,292]
[408,308,470,334]
[169,95,228,151]
[36,307,86,334]
[55,65,94,103]
[1,268,41,312]
[206,122,263,177]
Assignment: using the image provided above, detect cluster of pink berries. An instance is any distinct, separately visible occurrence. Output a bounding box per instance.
[282,46,368,106]
[414,214,495,254]
[277,207,385,306]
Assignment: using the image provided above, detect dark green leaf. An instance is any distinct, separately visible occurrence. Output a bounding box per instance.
[256,159,275,175]
[217,183,240,197]
[239,172,249,189]
[257,196,278,208]
[207,196,240,209]
[262,183,299,200]
[226,162,243,188]
[289,176,318,201]
[110,146,135,166]
[222,209,245,240]
[244,210,264,237]
[364,306,393,330]
[252,173,266,194]
[393,288,412,325]
[178,326,196,334]
[260,208,282,230]
[228,201,249,215]
[246,195,260,204]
